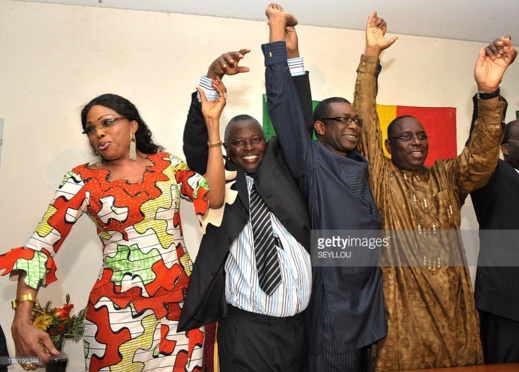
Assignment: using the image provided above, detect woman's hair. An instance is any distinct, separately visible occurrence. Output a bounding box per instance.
[80,93,163,154]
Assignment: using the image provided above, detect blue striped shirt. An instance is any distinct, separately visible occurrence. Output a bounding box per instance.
[224,176,311,316]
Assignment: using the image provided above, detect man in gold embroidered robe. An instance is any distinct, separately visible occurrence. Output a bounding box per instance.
[352,13,516,371]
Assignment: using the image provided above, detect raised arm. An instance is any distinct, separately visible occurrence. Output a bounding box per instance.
[457,36,515,194]
[474,36,516,96]
[484,35,517,63]
[283,19,315,138]
[466,36,514,146]
[355,12,397,178]
[182,50,250,174]
[199,77,226,208]
[263,4,313,178]
[183,91,210,174]
[364,11,398,58]
[206,49,251,80]
[294,69,315,139]
[266,3,298,44]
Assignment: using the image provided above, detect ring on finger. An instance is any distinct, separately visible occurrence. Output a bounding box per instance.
[40,341,50,354]
[21,363,33,371]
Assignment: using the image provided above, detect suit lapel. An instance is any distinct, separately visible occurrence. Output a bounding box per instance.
[226,158,250,209]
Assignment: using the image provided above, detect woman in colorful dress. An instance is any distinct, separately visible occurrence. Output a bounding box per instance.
[0,78,227,371]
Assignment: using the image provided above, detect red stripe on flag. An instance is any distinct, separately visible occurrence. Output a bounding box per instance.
[396,106,457,167]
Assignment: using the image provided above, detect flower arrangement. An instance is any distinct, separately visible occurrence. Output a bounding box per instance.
[31,294,86,350]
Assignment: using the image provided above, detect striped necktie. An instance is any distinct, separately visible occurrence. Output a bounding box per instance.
[249,184,281,295]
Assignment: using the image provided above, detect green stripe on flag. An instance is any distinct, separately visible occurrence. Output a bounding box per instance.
[263,94,320,141]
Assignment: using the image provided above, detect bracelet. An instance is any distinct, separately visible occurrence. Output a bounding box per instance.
[477,88,500,100]
[11,293,39,310]
[207,141,223,148]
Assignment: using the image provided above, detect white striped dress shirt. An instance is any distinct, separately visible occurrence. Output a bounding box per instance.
[224,176,311,316]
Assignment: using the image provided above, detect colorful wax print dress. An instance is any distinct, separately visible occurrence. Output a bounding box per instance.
[0,152,208,371]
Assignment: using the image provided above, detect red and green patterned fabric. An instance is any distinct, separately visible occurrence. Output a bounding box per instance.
[1,152,208,371]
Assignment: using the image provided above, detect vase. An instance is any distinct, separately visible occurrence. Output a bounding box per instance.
[45,350,68,372]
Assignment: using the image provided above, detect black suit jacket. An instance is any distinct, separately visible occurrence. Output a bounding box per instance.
[0,324,8,372]
[468,94,519,322]
[178,74,312,331]
[471,159,519,322]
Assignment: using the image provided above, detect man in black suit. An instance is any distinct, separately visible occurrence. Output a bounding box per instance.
[466,37,519,365]
[179,46,313,371]
[472,119,519,364]
[0,324,9,372]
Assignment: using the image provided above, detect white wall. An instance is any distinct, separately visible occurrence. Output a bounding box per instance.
[0,1,518,370]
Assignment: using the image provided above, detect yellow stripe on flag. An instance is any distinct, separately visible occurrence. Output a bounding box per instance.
[263,97,457,166]
[376,104,398,158]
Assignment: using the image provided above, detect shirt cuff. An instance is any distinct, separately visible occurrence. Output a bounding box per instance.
[357,54,380,75]
[477,98,507,130]
[262,41,288,66]
[197,76,219,102]
[288,57,305,76]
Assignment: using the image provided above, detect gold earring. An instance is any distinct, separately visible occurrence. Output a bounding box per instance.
[129,132,137,160]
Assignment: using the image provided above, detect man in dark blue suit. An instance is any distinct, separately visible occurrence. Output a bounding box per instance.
[179,48,313,371]
[263,4,386,371]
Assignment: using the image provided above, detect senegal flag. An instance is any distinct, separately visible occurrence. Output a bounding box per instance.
[263,96,457,167]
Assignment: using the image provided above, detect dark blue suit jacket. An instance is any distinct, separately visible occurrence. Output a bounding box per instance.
[263,41,386,353]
